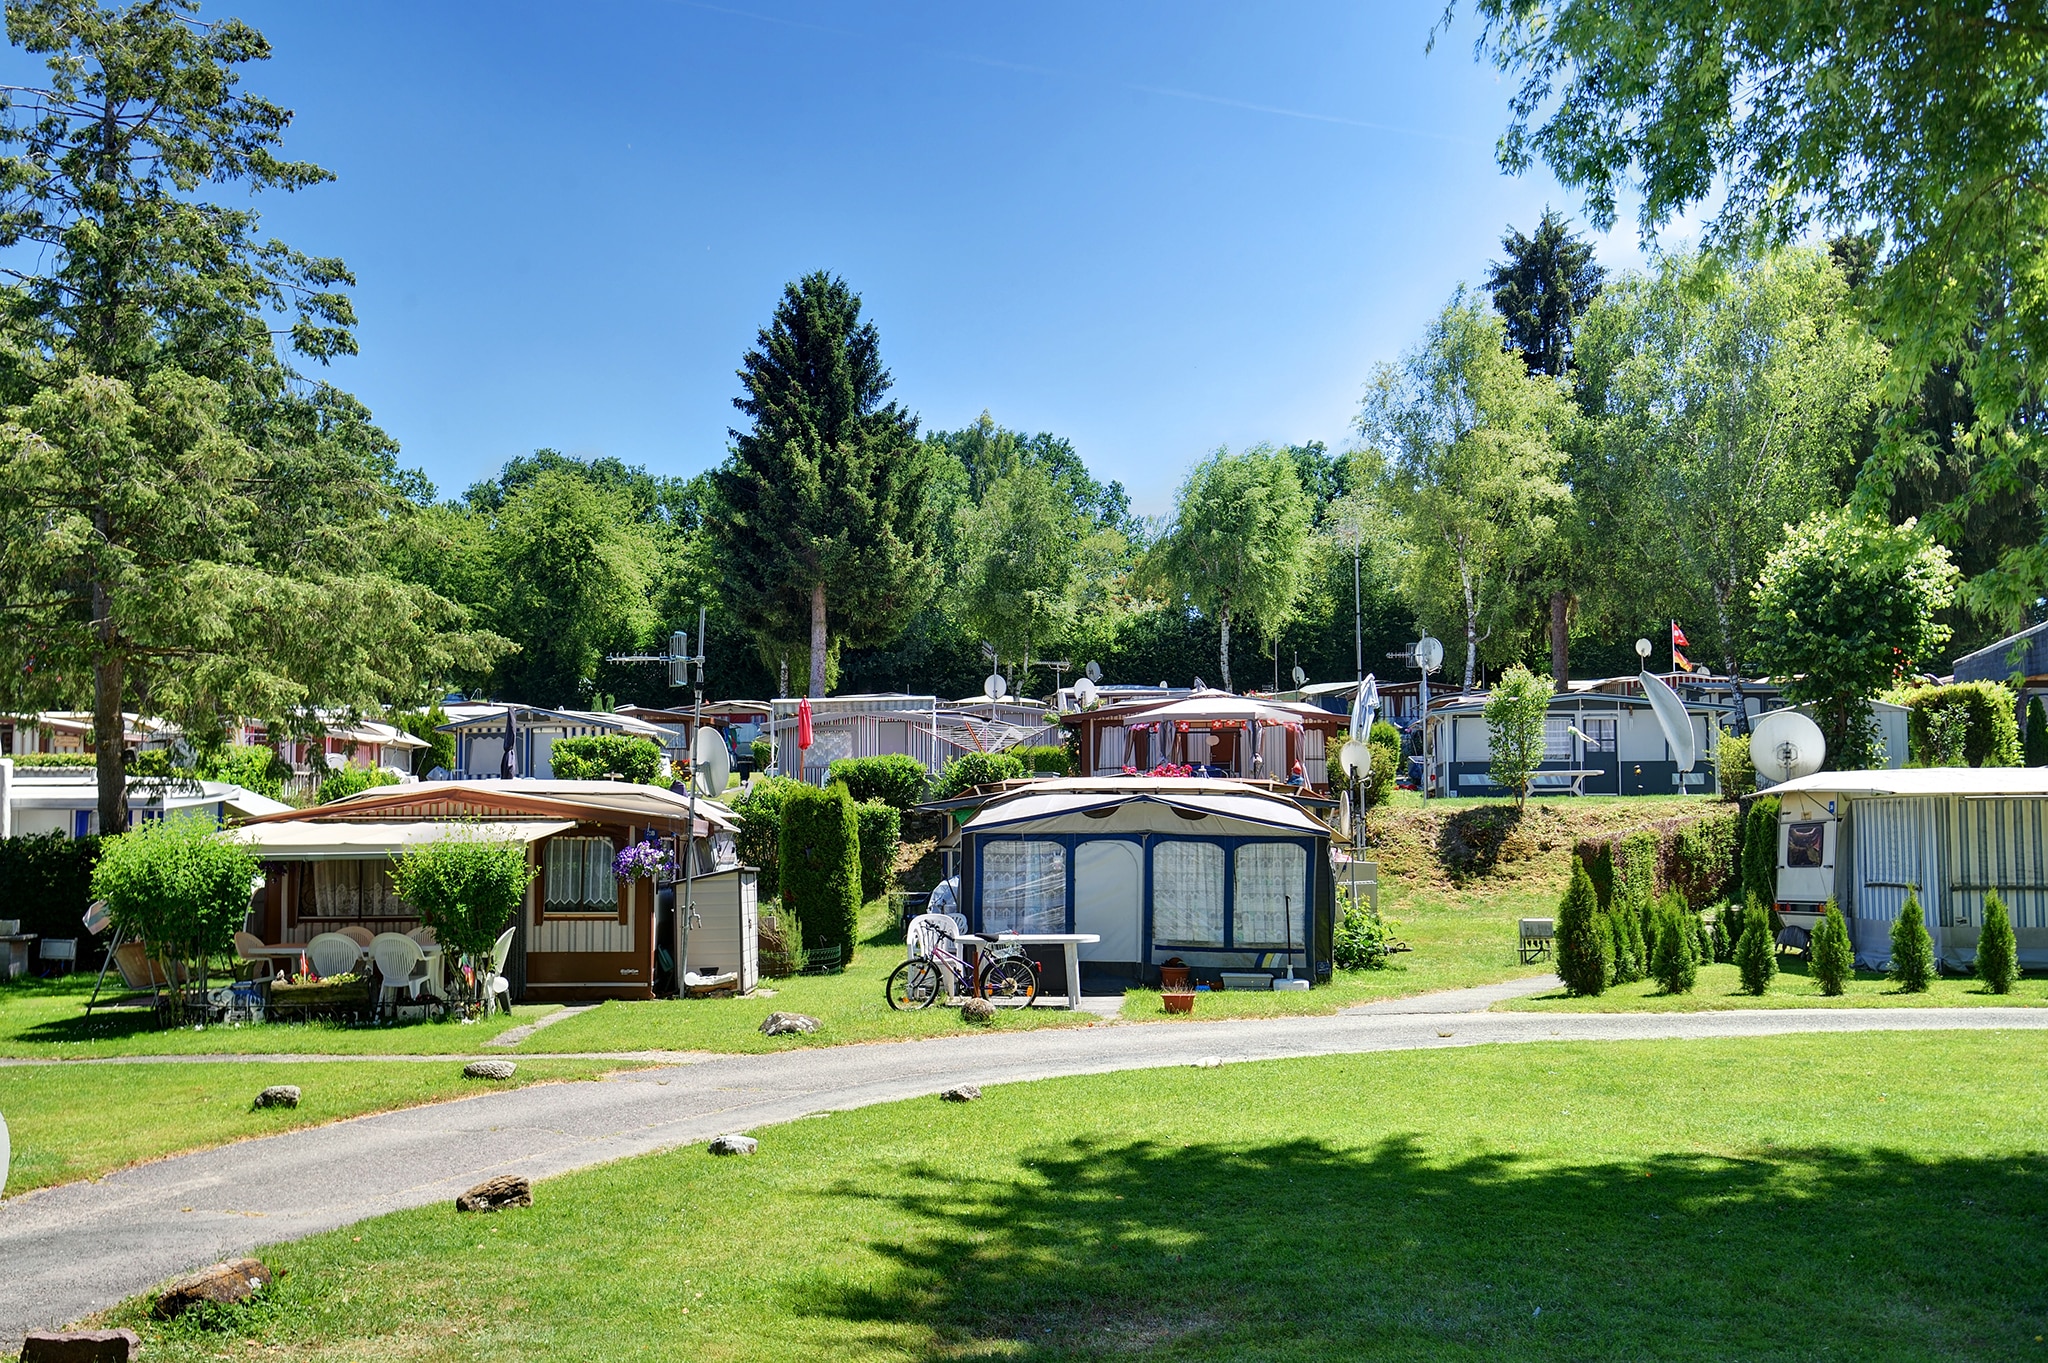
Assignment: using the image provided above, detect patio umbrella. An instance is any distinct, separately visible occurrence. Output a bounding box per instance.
[499,707,518,778]
[797,696,814,752]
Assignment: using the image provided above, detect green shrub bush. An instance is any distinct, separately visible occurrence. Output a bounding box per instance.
[12,752,95,767]
[827,755,929,810]
[0,833,101,955]
[2027,697,2048,767]
[1715,729,1755,800]
[549,734,664,785]
[1358,720,1403,816]
[1614,830,1659,909]
[931,751,1026,800]
[391,704,455,775]
[316,764,401,805]
[91,815,256,1017]
[1741,796,1780,908]
[1651,899,1700,994]
[1667,811,1738,907]
[1896,681,2021,767]
[749,734,774,773]
[778,782,860,965]
[852,798,901,903]
[1975,888,2019,994]
[1709,910,1731,963]
[132,743,292,800]
[1810,898,1854,995]
[1332,886,1391,970]
[389,831,539,988]
[1556,857,1610,996]
[728,776,799,899]
[1889,888,1935,992]
[1735,901,1778,995]
[1008,744,1073,776]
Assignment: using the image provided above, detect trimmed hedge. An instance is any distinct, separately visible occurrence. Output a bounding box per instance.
[1741,796,1780,909]
[932,751,1026,800]
[1008,744,1073,777]
[853,799,901,903]
[1575,811,1740,912]
[317,764,402,805]
[778,782,860,964]
[1896,681,2021,767]
[729,776,799,900]
[0,833,102,960]
[1665,811,1737,908]
[1555,856,1609,997]
[549,733,664,785]
[827,755,929,810]
[11,753,95,768]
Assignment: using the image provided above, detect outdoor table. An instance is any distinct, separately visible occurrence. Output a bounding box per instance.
[0,933,36,980]
[249,944,446,1000]
[958,933,1100,1010]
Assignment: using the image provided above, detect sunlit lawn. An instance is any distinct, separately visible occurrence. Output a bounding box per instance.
[0,1058,632,1196]
[106,1030,2048,1361]
[1504,958,2048,1012]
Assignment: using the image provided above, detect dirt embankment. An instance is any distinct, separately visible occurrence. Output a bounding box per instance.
[1366,797,1712,894]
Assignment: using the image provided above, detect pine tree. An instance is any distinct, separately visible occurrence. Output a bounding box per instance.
[1710,913,1731,963]
[1810,898,1854,996]
[1976,888,2019,994]
[1742,797,1781,908]
[1652,906,1700,994]
[1889,888,1936,992]
[1735,911,1778,995]
[1555,857,1611,997]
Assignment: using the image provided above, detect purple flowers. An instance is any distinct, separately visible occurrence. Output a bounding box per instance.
[613,838,675,883]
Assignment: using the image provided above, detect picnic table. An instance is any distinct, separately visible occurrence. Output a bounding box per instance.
[1527,768,1604,796]
[958,932,1100,1010]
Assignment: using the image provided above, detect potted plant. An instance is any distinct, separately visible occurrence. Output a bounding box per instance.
[1158,957,1195,1013]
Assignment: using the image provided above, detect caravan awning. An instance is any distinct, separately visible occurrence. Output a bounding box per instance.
[229,819,576,860]
[963,789,1327,836]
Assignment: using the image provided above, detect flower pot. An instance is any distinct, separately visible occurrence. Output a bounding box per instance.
[1162,992,1195,1015]
[1159,965,1191,991]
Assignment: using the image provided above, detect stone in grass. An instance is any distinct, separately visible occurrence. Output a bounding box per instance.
[708,1133,758,1156]
[758,1011,819,1036]
[1192,1056,1223,1069]
[464,1059,517,1080]
[940,1085,981,1103]
[18,1329,141,1363]
[455,1175,532,1213]
[959,997,996,1024]
[152,1259,273,1319]
[251,1084,299,1110]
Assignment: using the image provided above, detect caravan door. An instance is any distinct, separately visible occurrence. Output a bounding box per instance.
[1073,839,1142,964]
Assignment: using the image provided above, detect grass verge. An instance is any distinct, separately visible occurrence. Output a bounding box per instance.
[1504,958,2048,1011]
[0,1058,632,1196]
[101,1030,2048,1361]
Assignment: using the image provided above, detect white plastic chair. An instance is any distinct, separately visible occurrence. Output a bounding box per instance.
[485,925,516,1013]
[305,932,363,979]
[370,932,429,1007]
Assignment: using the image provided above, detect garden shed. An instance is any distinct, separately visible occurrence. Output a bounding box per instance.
[1767,767,2048,970]
[954,777,1335,986]
[231,780,744,1002]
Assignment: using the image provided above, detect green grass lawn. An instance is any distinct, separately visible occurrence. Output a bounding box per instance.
[0,1058,632,1196]
[1504,959,2048,1011]
[102,1030,2048,1361]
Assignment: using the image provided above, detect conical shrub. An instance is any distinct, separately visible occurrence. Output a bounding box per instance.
[1555,857,1610,997]
[1810,898,1854,996]
[1710,912,1731,963]
[1735,910,1777,995]
[1651,905,1699,994]
[1889,888,1935,992]
[1976,888,2019,994]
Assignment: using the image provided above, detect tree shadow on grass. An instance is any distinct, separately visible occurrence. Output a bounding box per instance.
[1435,805,1526,882]
[807,1134,2048,1361]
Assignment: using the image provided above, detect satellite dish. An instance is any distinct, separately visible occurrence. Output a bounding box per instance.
[1339,737,1372,780]
[1415,637,1444,674]
[983,673,1008,701]
[691,726,731,797]
[1072,676,1099,710]
[1638,670,1697,772]
[1635,638,1653,660]
[1084,660,1102,683]
[1291,665,1307,688]
[1751,709,1826,785]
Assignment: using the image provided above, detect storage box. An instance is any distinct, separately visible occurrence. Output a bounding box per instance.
[1220,971,1273,991]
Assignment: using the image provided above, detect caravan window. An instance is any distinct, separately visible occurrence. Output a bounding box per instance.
[1544,718,1573,762]
[1786,822,1827,868]
[982,841,1066,933]
[1153,841,1226,946]
[1233,842,1308,948]
[545,836,619,911]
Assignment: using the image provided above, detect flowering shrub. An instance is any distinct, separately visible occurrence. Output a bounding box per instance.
[613,838,676,883]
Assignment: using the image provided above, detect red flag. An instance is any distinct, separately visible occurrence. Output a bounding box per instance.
[1670,622,1690,648]
[1673,647,1695,673]
[797,696,814,751]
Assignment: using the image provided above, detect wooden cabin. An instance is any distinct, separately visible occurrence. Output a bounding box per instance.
[230,780,745,1002]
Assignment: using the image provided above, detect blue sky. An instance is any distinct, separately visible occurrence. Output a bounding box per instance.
[57,1,1666,514]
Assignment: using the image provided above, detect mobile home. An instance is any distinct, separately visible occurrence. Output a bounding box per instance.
[1420,691,1725,797]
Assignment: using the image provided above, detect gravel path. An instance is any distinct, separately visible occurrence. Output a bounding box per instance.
[5,997,2046,1344]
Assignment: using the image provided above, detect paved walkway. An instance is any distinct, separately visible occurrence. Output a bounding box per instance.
[7,995,2048,1344]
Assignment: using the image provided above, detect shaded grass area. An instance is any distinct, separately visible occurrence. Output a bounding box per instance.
[1505,958,2048,1011]
[0,976,553,1058]
[105,1031,2048,1361]
[0,1058,631,1196]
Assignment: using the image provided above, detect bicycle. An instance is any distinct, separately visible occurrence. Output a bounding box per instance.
[886,915,1039,1010]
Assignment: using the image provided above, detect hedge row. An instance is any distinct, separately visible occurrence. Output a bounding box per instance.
[1574,809,1741,912]
[1894,681,2021,767]
[827,755,929,810]
[778,782,861,964]
[0,834,103,960]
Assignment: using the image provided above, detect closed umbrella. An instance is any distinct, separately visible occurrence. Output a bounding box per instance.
[797,696,814,752]
[499,708,518,778]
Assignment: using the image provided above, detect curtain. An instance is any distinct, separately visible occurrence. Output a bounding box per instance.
[546,837,617,908]
[1233,842,1307,948]
[1544,718,1573,762]
[1154,841,1225,946]
[308,861,405,918]
[1258,723,1287,777]
[982,841,1066,934]
[1301,730,1328,784]
[1098,726,1126,772]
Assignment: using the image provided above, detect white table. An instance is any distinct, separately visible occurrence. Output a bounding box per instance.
[248,943,446,999]
[0,934,35,980]
[959,933,1100,1010]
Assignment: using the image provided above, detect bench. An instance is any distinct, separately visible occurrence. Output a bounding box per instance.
[1518,917,1555,964]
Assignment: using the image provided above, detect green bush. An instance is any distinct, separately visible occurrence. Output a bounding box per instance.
[1361,720,1402,816]
[91,815,256,1016]
[12,752,95,767]
[1735,902,1778,995]
[390,831,539,1006]
[728,776,799,900]
[827,755,929,810]
[1810,898,1854,995]
[1896,681,2022,767]
[1614,830,1659,910]
[1710,910,1731,963]
[549,734,664,785]
[1667,812,1738,907]
[1715,730,1755,800]
[1975,889,2019,994]
[317,764,402,805]
[2026,697,2048,766]
[852,798,901,903]
[931,751,1026,800]
[1555,857,1610,997]
[1333,886,1391,970]
[1650,899,1700,994]
[132,743,293,800]
[0,833,101,952]
[391,703,455,775]
[778,782,860,965]
[1483,664,1553,808]
[1694,913,1714,966]
[1741,796,1780,909]
[1008,744,1073,776]
[1889,888,1935,992]
[749,734,774,774]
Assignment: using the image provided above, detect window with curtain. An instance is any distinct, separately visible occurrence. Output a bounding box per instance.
[1153,841,1225,946]
[545,836,618,911]
[1233,842,1308,948]
[1544,718,1573,762]
[982,841,1066,933]
[308,860,407,918]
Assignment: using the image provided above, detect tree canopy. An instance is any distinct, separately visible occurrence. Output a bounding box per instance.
[1486,208,1604,378]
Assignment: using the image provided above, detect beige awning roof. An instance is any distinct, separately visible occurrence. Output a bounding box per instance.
[229,819,576,860]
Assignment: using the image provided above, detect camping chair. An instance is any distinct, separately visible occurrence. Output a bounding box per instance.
[371,932,430,1009]
[231,931,277,983]
[407,926,438,948]
[484,925,516,1014]
[37,937,77,977]
[338,925,376,948]
[305,932,364,979]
